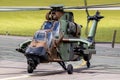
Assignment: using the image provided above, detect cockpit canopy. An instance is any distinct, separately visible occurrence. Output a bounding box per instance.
[33,31,46,41]
[33,30,53,48]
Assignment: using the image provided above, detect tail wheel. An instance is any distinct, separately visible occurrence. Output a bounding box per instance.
[83,54,91,68]
[83,54,92,61]
[87,61,90,68]
[67,64,73,74]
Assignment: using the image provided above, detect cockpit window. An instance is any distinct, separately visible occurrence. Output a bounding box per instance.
[33,32,46,41]
[53,21,59,31]
[47,32,51,40]
[43,21,53,29]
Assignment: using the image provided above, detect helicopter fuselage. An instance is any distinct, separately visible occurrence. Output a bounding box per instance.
[16,5,103,74]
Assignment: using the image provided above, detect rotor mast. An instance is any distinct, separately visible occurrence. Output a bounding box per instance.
[50,5,64,12]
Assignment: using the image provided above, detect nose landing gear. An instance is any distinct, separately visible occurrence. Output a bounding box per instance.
[67,64,73,74]
[26,55,40,73]
[27,59,35,73]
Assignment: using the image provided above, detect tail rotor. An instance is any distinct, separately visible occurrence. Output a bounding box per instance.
[84,0,90,37]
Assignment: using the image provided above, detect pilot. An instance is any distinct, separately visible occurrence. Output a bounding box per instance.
[41,11,59,30]
[46,11,58,21]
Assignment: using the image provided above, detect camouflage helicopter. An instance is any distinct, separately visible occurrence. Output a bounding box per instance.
[15,4,101,74]
[0,0,120,74]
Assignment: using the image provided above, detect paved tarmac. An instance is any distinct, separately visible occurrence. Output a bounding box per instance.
[0,35,120,80]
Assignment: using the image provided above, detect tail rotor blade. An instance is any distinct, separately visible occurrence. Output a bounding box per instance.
[84,0,90,37]
[84,0,90,17]
[85,20,89,36]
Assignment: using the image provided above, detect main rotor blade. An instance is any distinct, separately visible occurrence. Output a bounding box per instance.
[65,6,120,10]
[65,2,120,9]
[0,6,50,12]
[0,2,120,12]
[88,2,120,7]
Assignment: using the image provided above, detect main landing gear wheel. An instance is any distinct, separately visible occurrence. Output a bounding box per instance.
[58,62,73,74]
[67,64,73,74]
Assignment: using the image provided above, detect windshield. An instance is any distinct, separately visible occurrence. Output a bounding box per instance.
[44,22,53,29]
[33,32,46,41]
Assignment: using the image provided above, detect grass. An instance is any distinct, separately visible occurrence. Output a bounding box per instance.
[74,10,120,42]
[0,10,120,42]
[0,11,46,36]
[0,0,120,42]
[95,11,120,42]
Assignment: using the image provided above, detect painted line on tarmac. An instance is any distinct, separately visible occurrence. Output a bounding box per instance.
[0,74,30,80]
[0,59,86,80]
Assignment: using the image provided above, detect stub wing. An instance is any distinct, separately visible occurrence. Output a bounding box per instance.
[62,38,92,47]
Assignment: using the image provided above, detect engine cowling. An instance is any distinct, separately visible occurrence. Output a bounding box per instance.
[67,22,82,37]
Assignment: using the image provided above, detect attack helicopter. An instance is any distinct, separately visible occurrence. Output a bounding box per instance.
[0,0,120,74]
[16,5,101,74]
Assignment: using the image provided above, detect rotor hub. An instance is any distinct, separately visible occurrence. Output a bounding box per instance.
[50,4,64,12]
